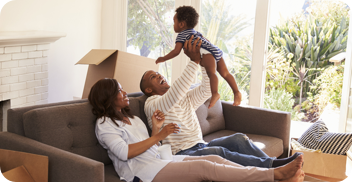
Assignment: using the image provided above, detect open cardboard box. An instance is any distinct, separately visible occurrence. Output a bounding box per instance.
[0,149,48,182]
[76,49,159,99]
[291,139,348,180]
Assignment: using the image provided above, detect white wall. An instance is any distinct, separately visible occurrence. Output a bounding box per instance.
[0,0,102,103]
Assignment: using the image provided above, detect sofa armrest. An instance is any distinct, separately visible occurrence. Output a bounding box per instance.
[221,101,291,158]
[0,132,104,182]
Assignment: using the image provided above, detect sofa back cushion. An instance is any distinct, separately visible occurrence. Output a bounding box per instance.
[7,99,88,136]
[23,102,111,165]
[128,95,150,134]
[196,99,225,136]
[129,95,225,136]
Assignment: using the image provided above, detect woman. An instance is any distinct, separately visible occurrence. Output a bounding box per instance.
[89,78,305,182]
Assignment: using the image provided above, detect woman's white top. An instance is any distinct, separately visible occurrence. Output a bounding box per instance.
[95,116,186,182]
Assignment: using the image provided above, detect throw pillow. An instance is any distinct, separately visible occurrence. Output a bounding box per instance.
[298,119,352,155]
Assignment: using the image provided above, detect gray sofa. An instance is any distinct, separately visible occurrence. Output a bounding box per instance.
[0,92,291,182]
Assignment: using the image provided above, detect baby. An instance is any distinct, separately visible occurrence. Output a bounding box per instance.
[156,5,242,108]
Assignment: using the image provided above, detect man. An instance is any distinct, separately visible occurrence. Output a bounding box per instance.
[140,35,300,168]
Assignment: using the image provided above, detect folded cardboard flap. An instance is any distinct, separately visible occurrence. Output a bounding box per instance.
[0,149,48,182]
[76,49,117,65]
[3,165,35,182]
[76,49,159,98]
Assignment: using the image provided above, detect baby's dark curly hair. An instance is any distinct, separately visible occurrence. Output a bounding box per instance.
[175,6,199,29]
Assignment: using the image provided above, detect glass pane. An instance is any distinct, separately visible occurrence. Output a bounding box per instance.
[265,0,349,123]
[199,0,257,105]
[127,0,175,82]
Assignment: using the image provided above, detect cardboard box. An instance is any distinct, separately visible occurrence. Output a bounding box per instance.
[76,49,159,98]
[291,144,348,180]
[3,165,35,182]
[0,149,48,182]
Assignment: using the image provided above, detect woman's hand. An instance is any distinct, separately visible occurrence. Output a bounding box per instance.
[157,123,180,140]
[152,109,165,130]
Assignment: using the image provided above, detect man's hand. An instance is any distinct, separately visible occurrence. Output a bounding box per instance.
[183,35,202,64]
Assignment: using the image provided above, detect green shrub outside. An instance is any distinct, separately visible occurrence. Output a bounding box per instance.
[264,0,349,120]
[264,89,304,121]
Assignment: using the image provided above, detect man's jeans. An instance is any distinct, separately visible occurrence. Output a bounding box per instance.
[176,133,275,168]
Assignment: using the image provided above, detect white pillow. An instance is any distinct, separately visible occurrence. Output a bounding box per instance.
[291,139,321,153]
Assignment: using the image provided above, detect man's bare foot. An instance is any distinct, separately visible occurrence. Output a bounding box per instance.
[233,91,242,106]
[209,93,220,108]
[280,169,305,182]
[274,154,304,181]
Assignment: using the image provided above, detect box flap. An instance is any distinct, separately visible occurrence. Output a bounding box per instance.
[0,149,48,182]
[112,51,159,94]
[80,49,159,98]
[76,49,117,65]
[2,165,35,182]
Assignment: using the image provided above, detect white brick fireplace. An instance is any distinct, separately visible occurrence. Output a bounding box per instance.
[0,31,65,131]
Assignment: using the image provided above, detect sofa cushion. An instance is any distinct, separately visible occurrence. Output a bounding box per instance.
[104,164,122,182]
[129,95,150,134]
[7,99,88,136]
[196,98,225,136]
[23,102,111,165]
[203,130,283,157]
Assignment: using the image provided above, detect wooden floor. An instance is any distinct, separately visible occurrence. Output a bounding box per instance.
[304,174,344,182]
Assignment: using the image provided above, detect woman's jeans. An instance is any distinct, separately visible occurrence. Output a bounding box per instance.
[176,133,275,168]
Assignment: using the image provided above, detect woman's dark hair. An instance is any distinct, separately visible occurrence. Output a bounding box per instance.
[175,6,199,29]
[88,78,134,127]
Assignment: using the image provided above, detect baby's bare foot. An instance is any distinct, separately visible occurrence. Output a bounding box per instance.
[233,91,242,106]
[209,93,220,108]
[274,154,303,181]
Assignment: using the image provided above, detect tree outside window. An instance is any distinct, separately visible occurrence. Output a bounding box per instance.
[199,0,256,105]
[127,0,175,82]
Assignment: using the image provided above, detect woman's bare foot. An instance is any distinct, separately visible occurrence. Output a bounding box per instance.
[280,169,305,182]
[209,93,220,108]
[274,154,304,181]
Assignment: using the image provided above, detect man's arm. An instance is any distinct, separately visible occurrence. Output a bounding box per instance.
[145,61,199,115]
[145,36,202,123]
[182,35,211,109]
[185,66,211,110]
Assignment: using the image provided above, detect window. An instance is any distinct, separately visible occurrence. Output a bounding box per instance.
[127,0,175,82]
[199,0,257,105]
[101,0,270,107]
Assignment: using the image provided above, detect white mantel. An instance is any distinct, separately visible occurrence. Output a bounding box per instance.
[0,31,66,47]
[0,31,65,106]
